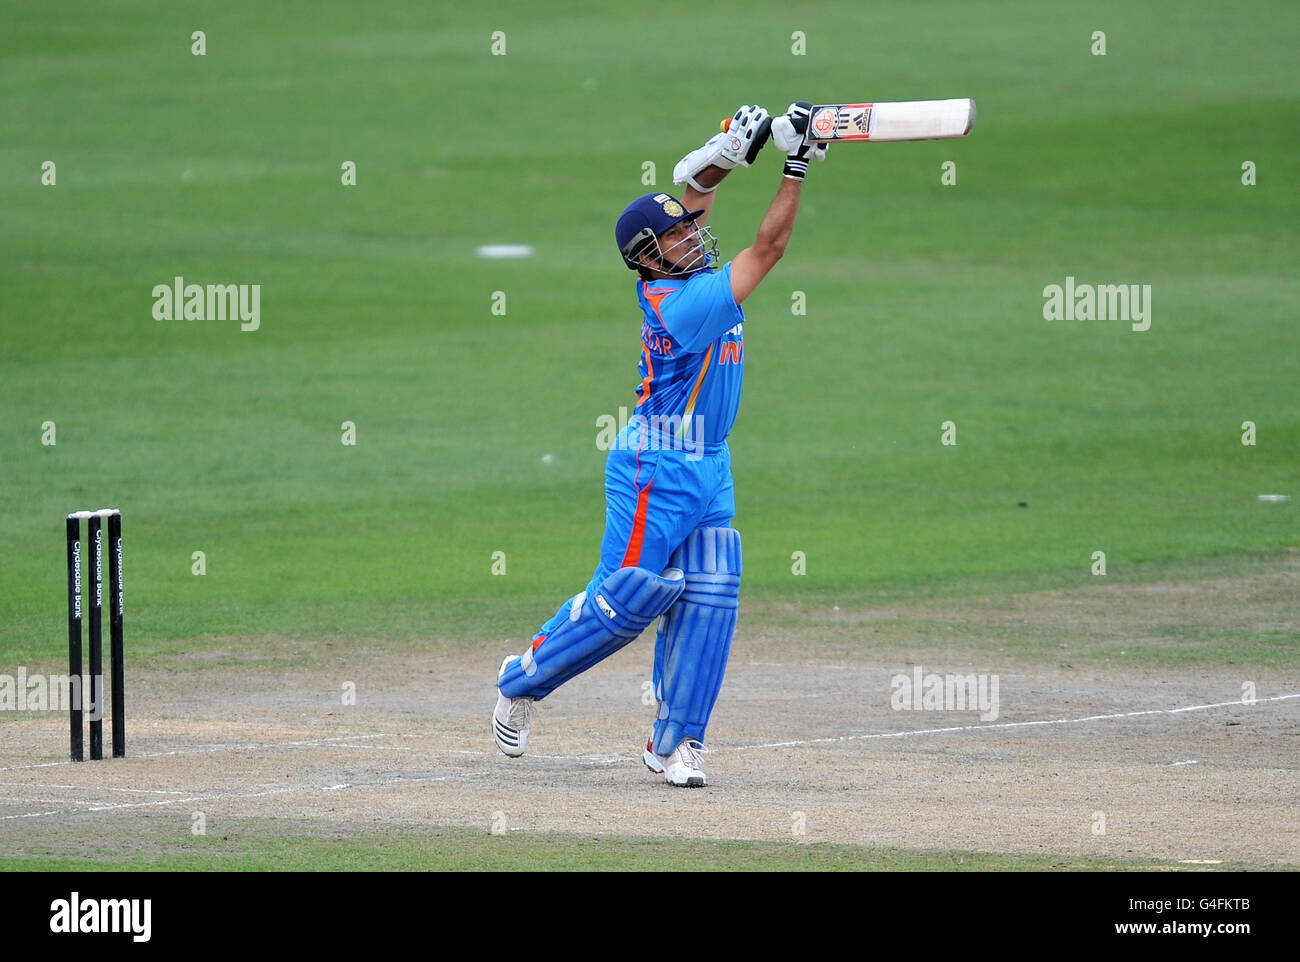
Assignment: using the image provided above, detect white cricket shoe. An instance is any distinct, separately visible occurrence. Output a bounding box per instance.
[642,738,665,775]
[492,656,535,758]
[647,737,707,788]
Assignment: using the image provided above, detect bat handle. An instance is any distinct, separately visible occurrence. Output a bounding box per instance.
[719,118,732,133]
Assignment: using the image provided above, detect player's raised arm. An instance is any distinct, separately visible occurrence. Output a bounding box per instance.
[673,105,771,226]
[730,102,828,305]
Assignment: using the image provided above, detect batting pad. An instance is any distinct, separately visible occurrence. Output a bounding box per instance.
[498,565,685,700]
[651,527,742,756]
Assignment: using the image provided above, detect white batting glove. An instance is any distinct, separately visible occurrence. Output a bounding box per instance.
[673,104,772,191]
[771,102,827,180]
[720,104,773,167]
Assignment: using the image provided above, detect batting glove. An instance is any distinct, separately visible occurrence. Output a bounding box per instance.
[673,104,772,192]
[722,104,773,167]
[772,101,828,180]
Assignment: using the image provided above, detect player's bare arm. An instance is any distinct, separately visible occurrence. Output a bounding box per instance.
[680,165,727,224]
[730,178,800,304]
[730,101,828,304]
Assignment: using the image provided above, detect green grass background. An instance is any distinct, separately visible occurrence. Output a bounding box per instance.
[0,823,1244,872]
[2,0,1296,665]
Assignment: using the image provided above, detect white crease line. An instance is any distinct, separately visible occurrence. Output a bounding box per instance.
[729,692,1300,751]
[0,733,405,773]
[3,796,125,808]
[330,744,411,751]
[83,795,222,813]
[2,770,494,821]
[131,733,397,757]
[0,809,63,820]
[0,795,214,820]
[320,771,492,790]
[2,785,307,820]
[0,738,542,773]
[0,783,191,796]
[530,753,631,766]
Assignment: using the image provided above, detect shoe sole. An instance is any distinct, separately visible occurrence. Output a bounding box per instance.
[668,776,705,788]
[494,657,526,757]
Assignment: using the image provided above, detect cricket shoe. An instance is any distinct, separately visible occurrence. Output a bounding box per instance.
[646,737,707,788]
[492,656,535,758]
[642,738,665,775]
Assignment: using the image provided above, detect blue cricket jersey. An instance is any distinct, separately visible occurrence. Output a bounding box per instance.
[633,260,745,448]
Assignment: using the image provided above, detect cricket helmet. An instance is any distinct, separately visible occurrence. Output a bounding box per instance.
[615,192,717,276]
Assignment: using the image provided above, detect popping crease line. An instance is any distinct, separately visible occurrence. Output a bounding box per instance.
[0,771,495,821]
[728,692,1300,750]
[0,732,406,773]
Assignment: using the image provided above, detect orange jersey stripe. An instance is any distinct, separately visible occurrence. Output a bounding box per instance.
[679,342,714,434]
[620,482,653,567]
[639,280,674,408]
[636,344,654,407]
[643,281,675,325]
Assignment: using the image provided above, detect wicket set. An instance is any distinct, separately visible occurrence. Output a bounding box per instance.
[65,508,125,761]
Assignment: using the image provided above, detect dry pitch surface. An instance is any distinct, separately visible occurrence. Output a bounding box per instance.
[2,556,1297,869]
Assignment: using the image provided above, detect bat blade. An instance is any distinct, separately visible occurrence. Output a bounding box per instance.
[805,99,975,143]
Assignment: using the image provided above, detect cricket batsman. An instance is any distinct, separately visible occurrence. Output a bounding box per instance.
[492,102,827,786]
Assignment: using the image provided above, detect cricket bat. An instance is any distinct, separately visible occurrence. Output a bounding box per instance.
[723,98,976,143]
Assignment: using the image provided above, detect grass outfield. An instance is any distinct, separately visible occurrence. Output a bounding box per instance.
[2,0,1297,667]
[0,825,1253,872]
